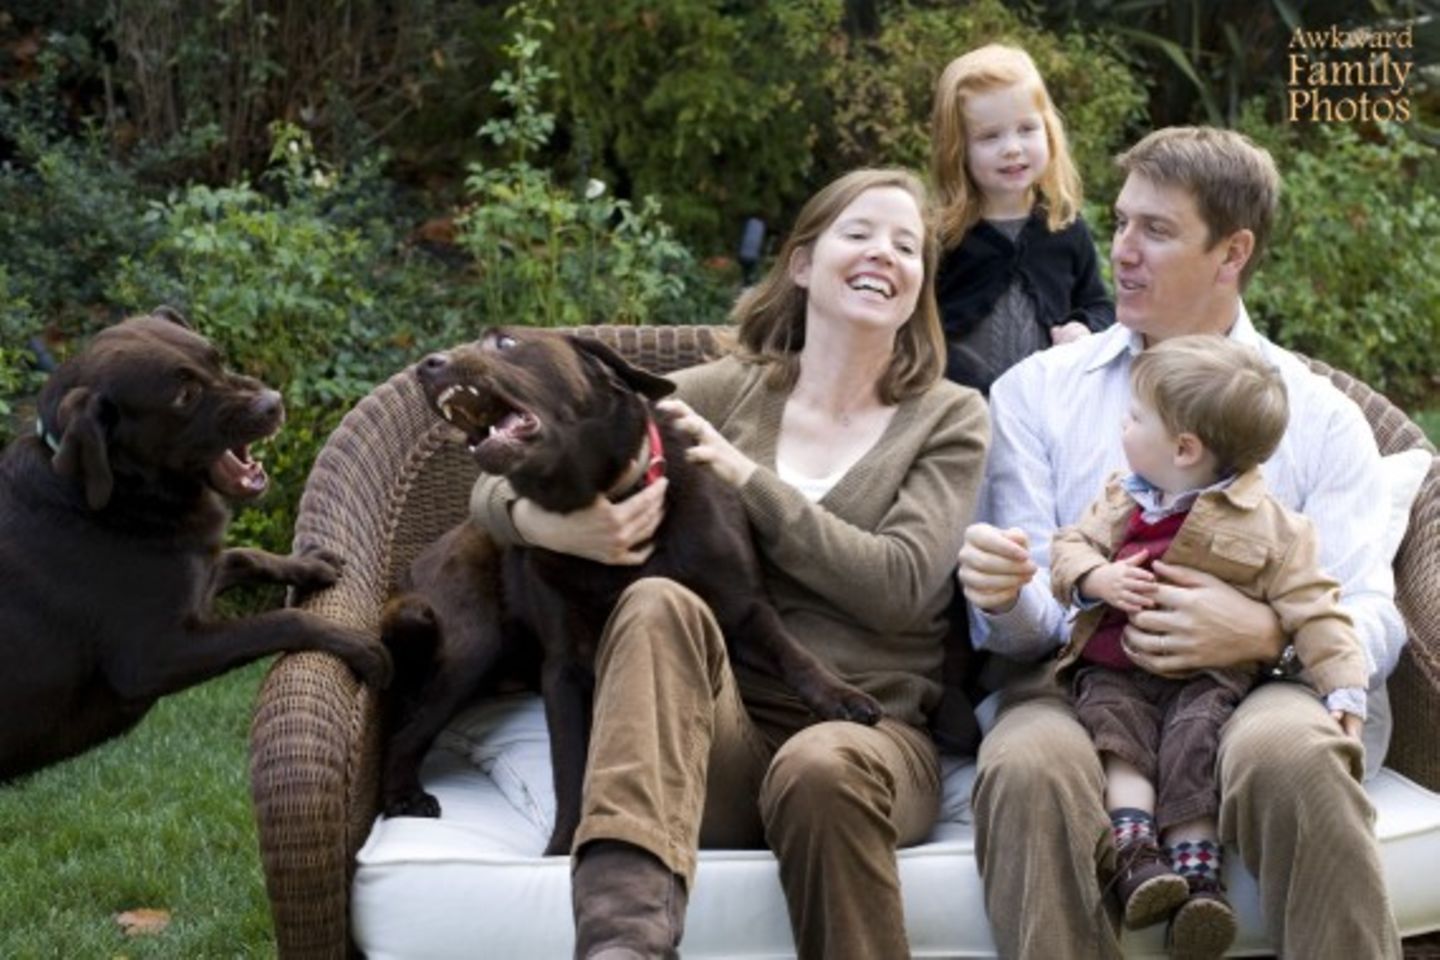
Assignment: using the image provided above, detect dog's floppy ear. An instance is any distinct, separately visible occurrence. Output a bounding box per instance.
[151,305,192,329]
[569,335,676,401]
[52,387,116,510]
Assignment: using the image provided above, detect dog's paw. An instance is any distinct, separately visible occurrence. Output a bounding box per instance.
[290,545,345,589]
[817,688,884,726]
[385,790,441,819]
[344,639,394,689]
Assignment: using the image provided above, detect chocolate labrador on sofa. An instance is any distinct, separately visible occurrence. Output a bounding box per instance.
[0,308,390,783]
[380,327,883,854]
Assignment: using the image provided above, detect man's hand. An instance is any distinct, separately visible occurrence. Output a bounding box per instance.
[957,523,1037,614]
[1121,560,1284,676]
[656,398,757,489]
[1333,710,1363,741]
[1079,551,1156,614]
[1050,321,1091,346]
[511,479,668,565]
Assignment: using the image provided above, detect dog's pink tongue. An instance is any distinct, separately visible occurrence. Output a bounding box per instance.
[495,410,526,435]
[209,450,269,499]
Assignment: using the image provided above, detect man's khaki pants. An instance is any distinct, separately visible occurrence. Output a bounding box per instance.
[972,664,1401,958]
[572,578,941,960]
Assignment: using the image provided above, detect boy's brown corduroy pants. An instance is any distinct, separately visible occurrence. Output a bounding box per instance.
[572,577,941,960]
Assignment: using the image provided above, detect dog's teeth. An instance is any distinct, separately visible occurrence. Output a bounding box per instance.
[488,425,500,438]
[437,385,459,407]
[440,402,454,422]
[463,386,480,397]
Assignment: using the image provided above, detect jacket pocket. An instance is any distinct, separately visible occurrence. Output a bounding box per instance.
[1203,532,1270,582]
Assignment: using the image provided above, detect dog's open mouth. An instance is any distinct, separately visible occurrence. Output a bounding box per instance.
[435,384,540,458]
[208,442,270,499]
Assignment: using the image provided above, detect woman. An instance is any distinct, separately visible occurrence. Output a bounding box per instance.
[470,167,989,959]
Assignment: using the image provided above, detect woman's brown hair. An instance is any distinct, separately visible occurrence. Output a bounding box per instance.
[730,168,945,404]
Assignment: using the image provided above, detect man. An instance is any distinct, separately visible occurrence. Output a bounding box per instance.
[958,126,1404,958]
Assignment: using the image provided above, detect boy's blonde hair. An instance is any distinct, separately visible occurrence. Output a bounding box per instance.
[1115,127,1280,289]
[1130,335,1288,474]
[930,43,1082,248]
[731,167,945,404]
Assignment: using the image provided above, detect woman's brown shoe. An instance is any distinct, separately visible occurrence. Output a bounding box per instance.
[572,840,687,960]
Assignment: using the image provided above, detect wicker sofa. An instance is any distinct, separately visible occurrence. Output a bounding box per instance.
[249,324,1440,958]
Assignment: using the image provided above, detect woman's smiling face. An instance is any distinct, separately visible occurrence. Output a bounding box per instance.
[789,185,926,334]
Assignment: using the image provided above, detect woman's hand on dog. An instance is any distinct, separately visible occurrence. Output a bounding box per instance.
[657,399,758,489]
[512,482,667,565]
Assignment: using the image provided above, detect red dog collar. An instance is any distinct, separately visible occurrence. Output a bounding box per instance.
[607,414,666,502]
[640,415,666,488]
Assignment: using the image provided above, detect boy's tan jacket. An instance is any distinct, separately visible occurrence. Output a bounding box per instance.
[1050,467,1368,695]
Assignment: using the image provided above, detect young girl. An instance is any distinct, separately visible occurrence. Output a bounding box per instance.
[930,44,1113,394]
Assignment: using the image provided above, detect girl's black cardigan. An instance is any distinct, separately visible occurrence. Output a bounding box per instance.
[935,210,1114,380]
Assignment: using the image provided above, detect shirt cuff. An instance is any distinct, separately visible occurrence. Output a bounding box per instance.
[974,580,1063,661]
[468,475,525,547]
[1323,687,1368,721]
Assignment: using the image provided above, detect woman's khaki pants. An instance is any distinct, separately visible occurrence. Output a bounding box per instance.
[572,578,941,960]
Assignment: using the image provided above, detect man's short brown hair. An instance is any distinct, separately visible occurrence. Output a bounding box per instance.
[1131,335,1288,474]
[1116,127,1280,288]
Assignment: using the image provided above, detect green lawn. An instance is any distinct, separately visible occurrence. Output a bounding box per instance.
[0,662,274,959]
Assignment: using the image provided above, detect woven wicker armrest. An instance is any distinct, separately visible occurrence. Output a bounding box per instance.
[249,362,468,958]
[249,325,723,958]
[1385,457,1440,791]
[1300,356,1440,791]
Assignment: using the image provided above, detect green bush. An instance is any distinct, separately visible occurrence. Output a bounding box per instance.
[0,47,160,339]
[539,0,836,250]
[0,268,43,447]
[459,4,724,328]
[1242,114,1440,408]
[108,124,468,553]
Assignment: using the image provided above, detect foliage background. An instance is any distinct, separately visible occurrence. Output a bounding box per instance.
[0,0,1435,953]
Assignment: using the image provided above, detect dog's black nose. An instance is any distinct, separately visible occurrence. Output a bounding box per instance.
[417,353,451,385]
[254,389,284,420]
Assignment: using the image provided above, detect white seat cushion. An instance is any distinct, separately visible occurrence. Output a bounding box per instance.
[353,694,1440,958]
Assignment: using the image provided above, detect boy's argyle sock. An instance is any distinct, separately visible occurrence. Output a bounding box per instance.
[1167,838,1223,886]
[1111,807,1158,850]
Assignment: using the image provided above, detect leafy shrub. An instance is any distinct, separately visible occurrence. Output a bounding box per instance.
[108,125,465,552]
[539,0,836,249]
[0,47,160,338]
[458,4,719,328]
[1242,115,1440,407]
[0,268,43,447]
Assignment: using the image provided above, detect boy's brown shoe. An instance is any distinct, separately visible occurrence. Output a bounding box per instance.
[1168,874,1238,960]
[1113,839,1190,930]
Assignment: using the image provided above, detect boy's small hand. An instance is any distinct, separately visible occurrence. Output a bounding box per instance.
[1079,551,1157,614]
[1332,710,1363,741]
[1050,321,1091,345]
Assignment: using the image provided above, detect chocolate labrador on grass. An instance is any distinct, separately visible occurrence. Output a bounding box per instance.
[380,327,883,854]
[0,308,390,783]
